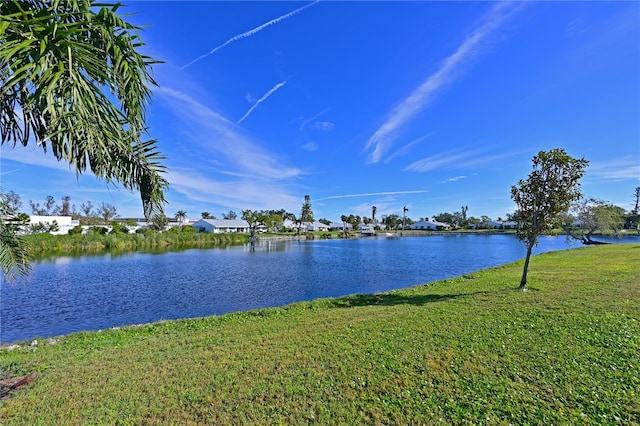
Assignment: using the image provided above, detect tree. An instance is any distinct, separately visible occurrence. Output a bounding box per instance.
[201,211,213,219]
[241,209,266,237]
[1,0,167,216]
[434,212,453,227]
[30,195,57,215]
[3,190,22,212]
[222,210,238,220]
[318,218,331,226]
[633,187,640,215]
[97,202,118,224]
[0,192,30,279]
[564,199,625,244]
[60,196,72,216]
[511,149,588,289]
[347,214,361,232]
[479,215,492,229]
[175,210,187,224]
[1,0,168,278]
[110,221,129,234]
[296,195,314,234]
[383,214,400,230]
[150,214,168,231]
[263,213,284,233]
[401,206,408,236]
[80,201,95,218]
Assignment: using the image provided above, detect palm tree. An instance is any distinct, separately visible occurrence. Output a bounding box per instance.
[0,193,30,279]
[0,0,167,278]
[175,210,187,225]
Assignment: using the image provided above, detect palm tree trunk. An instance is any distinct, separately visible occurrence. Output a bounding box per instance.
[520,244,533,290]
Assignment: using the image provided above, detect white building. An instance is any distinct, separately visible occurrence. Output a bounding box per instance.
[282,220,330,232]
[28,215,80,235]
[330,222,353,231]
[192,219,250,233]
[409,221,450,231]
[488,221,518,229]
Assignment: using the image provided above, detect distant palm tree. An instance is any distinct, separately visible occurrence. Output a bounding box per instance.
[175,210,187,224]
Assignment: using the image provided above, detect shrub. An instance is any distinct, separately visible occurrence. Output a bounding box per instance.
[68,225,84,235]
[89,226,108,235]
[136,227,153,235]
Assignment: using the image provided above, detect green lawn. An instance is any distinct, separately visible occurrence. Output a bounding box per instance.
[1,244,639,424]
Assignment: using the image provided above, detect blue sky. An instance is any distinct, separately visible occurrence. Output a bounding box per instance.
[1,1,639,222]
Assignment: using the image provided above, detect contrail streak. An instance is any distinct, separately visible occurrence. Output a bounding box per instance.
[315,190,428,201]
[237,81,287,125]
[180,0,320,70]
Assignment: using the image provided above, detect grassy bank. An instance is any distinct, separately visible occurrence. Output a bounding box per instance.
[1,244,639,424]
[23,232,249,256]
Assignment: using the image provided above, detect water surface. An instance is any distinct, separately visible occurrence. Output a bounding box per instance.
[0,234,631,343]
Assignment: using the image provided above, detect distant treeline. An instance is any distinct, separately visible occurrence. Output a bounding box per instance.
[23,232,249,256]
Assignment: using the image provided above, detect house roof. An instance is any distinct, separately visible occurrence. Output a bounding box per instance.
[194,219,249,228]
[411,221,450,227]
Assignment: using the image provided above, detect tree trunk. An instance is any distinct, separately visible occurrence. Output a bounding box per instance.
[520,244,533,290]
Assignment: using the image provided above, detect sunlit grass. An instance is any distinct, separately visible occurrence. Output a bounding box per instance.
[1,244,638,424]
[23,232,249,256]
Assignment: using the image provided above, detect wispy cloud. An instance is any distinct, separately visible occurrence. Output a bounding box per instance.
[442,175,468,183]
[1,145,73,173]
[299,109,325,130]
[405,147,515,173]
[168,168,300,212]
[405,148,475,173]
[315,190,427,202]
[180,0,320,70]
[587,156,640,182]
[311,121,335,131]
[364,2,522,164]
[155,86,302,181]
[301,142,318,152]
[384,133,432,164]
[237,81,287,126]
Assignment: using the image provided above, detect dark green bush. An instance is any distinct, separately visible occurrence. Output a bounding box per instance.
[68,225,84,235]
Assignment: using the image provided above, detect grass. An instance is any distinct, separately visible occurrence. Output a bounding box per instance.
[23,232,249,256]
[1,244,639,424]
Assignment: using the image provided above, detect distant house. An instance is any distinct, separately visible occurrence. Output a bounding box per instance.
[330,222,353,231]
[306,221,330,232]
[281,220,330,232]
[192,219,250,233]
[27,215,80,235]
[488,221,518,230]
[409,221,449,231]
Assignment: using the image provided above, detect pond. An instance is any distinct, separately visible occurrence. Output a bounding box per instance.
[0,234,631,344]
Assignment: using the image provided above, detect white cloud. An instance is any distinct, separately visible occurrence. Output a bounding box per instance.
[155,86,302,181]
[587,156,640,182]
[405,148,475,173]
[168,168,299,212]
[442,175,468,183]
[364,2,522,164]
[311,121,335,131]
[405,147,516,173]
